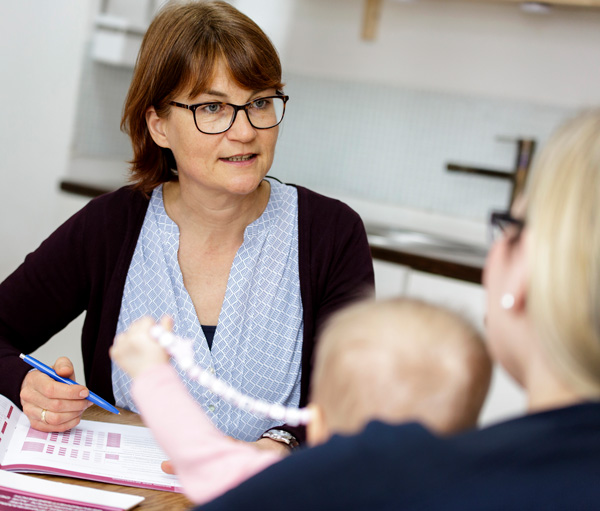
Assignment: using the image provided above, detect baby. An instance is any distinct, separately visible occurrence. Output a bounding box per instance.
[110,297,491,504]
[307,297,491,444]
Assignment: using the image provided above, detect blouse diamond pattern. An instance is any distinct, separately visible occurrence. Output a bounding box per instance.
[112,178,303,441]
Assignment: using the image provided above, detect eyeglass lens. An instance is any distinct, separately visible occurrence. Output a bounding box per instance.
[195,97,285,134]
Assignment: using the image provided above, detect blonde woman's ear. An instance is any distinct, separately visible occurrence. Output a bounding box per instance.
[306,403,330,447]
[502,228,530,314]
[513,229,530,313]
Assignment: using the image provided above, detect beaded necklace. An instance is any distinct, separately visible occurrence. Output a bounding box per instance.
[150,325,313,426]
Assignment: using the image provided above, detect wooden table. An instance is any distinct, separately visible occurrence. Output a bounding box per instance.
[31,407,193,511]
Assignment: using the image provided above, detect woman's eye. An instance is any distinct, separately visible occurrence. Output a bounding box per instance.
[202,103,223,114]
[252,98,270,109]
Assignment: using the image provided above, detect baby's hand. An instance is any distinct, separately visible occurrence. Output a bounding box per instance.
[110,316,172,379]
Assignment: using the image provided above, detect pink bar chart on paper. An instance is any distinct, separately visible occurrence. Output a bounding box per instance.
[107,433,121,448]
[17,426,127,469]
[0,394,180,492]
[1,416,180,491]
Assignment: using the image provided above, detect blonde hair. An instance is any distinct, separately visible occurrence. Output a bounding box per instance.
[526,109,600,397]
[310,298,491,435]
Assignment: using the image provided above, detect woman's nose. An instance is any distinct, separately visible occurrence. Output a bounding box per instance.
[227,109,256,141]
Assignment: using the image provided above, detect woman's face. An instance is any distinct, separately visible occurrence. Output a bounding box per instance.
[152,61,280,199]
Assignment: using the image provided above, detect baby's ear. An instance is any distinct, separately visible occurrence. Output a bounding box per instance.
[306,403,329,447]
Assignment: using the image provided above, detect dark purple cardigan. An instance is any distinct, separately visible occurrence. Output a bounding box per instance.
[0,184,374,441]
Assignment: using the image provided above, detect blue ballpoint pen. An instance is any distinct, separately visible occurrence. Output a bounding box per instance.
[19,353,120,415]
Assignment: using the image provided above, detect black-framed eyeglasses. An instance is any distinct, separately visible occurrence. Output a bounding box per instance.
[169,93,289,135]
[489,210,525,244]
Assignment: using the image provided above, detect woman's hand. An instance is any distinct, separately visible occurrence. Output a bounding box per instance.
[253,437,293,456]
[110,316,171,379]
[20,357,91,432]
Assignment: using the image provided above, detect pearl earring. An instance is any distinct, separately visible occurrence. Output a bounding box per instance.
[501,293,515,310]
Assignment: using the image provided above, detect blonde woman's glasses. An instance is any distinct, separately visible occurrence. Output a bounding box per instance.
[489,211,525,244]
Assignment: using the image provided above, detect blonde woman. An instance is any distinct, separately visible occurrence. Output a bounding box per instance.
[199,110,600,510]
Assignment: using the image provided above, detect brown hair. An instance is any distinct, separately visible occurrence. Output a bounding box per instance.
[121,0,284,193]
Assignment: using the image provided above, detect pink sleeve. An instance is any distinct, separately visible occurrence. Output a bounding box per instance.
[131,364,281,504]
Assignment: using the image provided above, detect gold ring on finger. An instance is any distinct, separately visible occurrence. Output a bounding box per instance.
[41,409,48,424]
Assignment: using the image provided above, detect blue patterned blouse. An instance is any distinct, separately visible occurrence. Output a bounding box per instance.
[112,178,303,441]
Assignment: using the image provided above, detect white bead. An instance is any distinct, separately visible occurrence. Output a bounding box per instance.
[150,325,163,339]
[222,386,236,401]
[284,409,301,426]
[254,401,271,415]
[269,404,286,421]
[247,400,260,413]
[212,379,227,395]
[156,329,313,424]
[178,356,194,371]
[299,408,313,425]
[198,372,211,387]
[237,396,252,411]
[230,393,243,407]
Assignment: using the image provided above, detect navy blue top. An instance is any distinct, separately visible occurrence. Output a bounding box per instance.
[201,325,216,350]
[199,402,600,510]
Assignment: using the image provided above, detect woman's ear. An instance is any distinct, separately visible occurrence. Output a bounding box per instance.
[146,106,170,148]
[306,403,330,447]
[508,228,530,314]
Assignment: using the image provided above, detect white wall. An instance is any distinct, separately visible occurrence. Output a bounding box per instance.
[0,1,96,275]
[281,0,600,108]
[0,1,97,382]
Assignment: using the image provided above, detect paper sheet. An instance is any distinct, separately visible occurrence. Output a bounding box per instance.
[0,395,180,492]
[0,469,144,510]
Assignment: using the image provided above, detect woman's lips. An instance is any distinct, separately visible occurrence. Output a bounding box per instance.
[220,153,257,163]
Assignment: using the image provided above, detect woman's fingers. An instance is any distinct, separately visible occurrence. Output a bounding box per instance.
[20,363,91,432]
[161,459,177,475]
[24,404,89,433]
[53,356,76,379]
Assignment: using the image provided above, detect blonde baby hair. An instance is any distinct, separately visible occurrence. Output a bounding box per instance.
[310,297,491,436]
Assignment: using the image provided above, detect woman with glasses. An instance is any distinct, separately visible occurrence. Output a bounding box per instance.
[0,0,374,450]
[197,110,600,510]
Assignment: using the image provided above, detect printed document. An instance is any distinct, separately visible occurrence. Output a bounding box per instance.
[0,469,144,510]
[0,394,180,492]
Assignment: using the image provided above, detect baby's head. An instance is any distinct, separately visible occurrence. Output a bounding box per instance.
[307,298,492,446]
